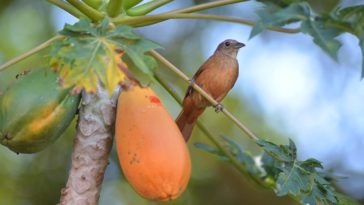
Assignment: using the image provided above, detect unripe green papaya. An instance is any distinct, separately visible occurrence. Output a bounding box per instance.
[0,68,81,153]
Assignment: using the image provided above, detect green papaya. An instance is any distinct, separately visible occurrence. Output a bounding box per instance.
[0,68,80,153]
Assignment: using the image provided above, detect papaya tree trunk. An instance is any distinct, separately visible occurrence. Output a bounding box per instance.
[59,84,120,205]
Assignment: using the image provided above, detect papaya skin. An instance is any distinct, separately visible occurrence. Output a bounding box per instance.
[0,68,80,153]
[115,85,191,201]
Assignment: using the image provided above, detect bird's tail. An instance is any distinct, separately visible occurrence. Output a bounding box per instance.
[176,106,205,141]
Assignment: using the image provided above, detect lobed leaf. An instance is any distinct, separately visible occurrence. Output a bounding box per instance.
[301,17,342,60]
[49,18,160,94]
[250,2,310,38]
[258,139,339,204]
[195,136,261,176]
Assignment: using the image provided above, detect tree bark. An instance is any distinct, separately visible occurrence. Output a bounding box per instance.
[59,84,120,205]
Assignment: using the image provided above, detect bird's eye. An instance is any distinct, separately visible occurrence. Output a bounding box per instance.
[224,41,230,47]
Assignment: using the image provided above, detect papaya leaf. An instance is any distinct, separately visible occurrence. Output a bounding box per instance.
[335,5,364,25]
[196,135,351,204]
[195,136,261,176]
[257,139,338,204]
[49,18,160,94]
[194,143,229,161]
[250,2,310,38]
[301,17,342,60]
[256,138,296,162]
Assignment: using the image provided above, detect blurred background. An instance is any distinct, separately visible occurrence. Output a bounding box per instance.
[0,0,363,204]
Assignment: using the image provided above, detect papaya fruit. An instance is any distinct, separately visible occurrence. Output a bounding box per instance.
[115,85,191,201]
[0,68,81,153]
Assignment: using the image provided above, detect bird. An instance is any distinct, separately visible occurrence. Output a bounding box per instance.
[176,39,245,141]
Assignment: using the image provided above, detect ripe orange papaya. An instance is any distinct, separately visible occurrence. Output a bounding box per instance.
[115,85,191,201]
[0,68,80,153]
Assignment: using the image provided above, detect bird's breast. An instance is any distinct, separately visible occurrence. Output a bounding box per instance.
[195,57,238,102]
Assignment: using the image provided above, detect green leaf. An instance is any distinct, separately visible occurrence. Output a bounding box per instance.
[194,143,228,161]
[276,161,311,196]
[261,152,281,178]
[195,136,261,176]
[300,158,323,171]
[258,139,339,204]
[250,2,310,38]
[49,18,160,94]
[301,17,342,60]
[335,5,364,25]
[256,139,296,162]
[221,136,261,175]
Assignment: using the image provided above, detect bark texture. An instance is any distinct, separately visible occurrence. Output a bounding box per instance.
[59,85,120,205]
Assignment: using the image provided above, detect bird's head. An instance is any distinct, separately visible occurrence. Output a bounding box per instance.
[215,39,245,57]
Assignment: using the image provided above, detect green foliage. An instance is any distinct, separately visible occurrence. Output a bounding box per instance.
[196,137,359,205]
[257,139,338,205]
[49,18,160,94]
[251,1,364,76]
[195,136,261,176]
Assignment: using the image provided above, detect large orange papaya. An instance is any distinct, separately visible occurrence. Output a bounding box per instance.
[0,68,80,153]
[115,85,191,201]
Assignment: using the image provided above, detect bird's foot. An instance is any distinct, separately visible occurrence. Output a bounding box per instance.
[189,78,195,87]
[214,103,224,113]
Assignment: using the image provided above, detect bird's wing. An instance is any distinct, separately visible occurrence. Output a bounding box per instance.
[184,57,213,98]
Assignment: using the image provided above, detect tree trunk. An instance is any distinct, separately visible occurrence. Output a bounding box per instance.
[59,84,120,205]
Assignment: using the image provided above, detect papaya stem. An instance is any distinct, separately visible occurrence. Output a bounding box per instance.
[150,50,259,141]
[66,0,104,22]
[0,35,63,72]
[107,0,124,17]
[126,0,173,16]
[168,0,245,14]
[113,13,300,33]
[47,0,84,18]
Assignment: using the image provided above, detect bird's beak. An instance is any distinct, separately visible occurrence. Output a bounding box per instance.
[235,42,245,49]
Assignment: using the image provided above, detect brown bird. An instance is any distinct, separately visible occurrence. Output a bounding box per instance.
[176,39,245,141]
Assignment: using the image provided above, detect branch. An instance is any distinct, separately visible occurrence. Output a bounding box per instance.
[47,0,84,18]
[59,84,120,205]
[66,0,104,22]
[149,50,259,141]
[0,35,63,72]
[114,13,300,33]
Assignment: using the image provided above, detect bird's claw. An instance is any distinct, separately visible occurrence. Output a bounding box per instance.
[189,79,195,87]
[214,103,224,113]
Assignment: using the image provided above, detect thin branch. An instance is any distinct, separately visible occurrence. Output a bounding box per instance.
[114,13,300,33]
[0,35,63,72]
[66,0,104,22]
[149,50,259,141]
[153,73,263,185]
[47,0,84,18]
